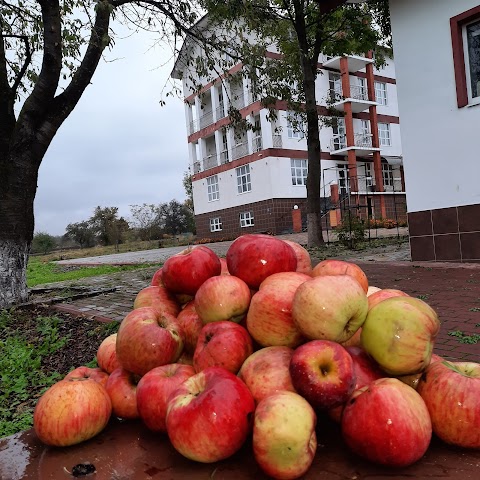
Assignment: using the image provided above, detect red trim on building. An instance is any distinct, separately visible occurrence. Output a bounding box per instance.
[450,6,480,108]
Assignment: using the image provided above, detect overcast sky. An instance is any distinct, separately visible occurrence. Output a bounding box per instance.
[34,26,188,236]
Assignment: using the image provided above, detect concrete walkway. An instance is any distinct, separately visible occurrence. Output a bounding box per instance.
[55,227,409,266]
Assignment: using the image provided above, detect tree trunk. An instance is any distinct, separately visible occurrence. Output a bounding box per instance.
[302,59,325,248]
[0,239,30,307]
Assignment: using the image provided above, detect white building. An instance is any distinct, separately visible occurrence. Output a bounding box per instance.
[172,23,405,239]
[388,0,480,262]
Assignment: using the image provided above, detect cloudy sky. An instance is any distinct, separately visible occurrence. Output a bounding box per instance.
[34,26,188,236]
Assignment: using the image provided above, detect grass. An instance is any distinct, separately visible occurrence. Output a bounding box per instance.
[0,308,119,438]
[27,257,160,287]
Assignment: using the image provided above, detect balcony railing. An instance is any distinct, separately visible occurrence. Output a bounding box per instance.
[188,119,198,135]
[220,149,230,164]
[272,133,282,148]
[230,92,245,110]
[193,161,201,174]
[252,136,262,153]
[330,133,374,152]
[203,154,218,170]
[329,84,369,102]
[199,110,214,130]
[216,104,227,122]
[231,142,249,161]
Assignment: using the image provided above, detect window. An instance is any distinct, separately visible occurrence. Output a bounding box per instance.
[240,211,254,228]
[236,164,252,193]
[287,111,305,139]
[206,175,219,202]
[451,7,480,107]
[378,123,391,146]
[210,217,222,232]
[364,162,374,187]
[375,81,388,105]
[382,163,394,187]
[329,72,342,99]
[361,119,371,135]
[291,159,308,186]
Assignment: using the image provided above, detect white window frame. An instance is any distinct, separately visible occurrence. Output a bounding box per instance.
[286,111,305,139]
[291,159,308,186]
[209,217,222,232]
[463,18,480,105]
[374,81,388,106]
[382,163,394,188]
[206,175,219,202]
[364,162,374,187]
[236,164,252,194]
[378,122,391,147]
[240,211,254,228]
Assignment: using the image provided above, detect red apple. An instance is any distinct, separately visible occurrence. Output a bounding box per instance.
[166,367,255,463]
[150,267,164,286]
[329,346,385,422]
[430,353,444,363]
[65,366,109,389]
[367,288,409,311]
[105,367,140,420]
[136,363,195,432]
[33,377,112,447]
[219,257,230,275]
[177,351,194,366]
[283,240,312,275]
[253,391,317,479]
[162,246,221,295]
[176,300,203,354]
[193,321,253,374]
[312,259,369,293]
[96,333,121,374]
[116,307,184,376]
[238,346,296,404]
[226,234,297,289]
[341,378,432,467]
[194,275,251,324]
[292,275,368,343]
[133,285,180,317]
[247,273,309,348]
[418,360,480,448]
[361,296,440,375]
[290,340,356,410]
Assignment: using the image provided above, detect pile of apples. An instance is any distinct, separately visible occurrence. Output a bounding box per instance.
[33,234,480,479]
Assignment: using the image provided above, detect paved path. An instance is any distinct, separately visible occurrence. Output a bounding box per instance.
[55,228,409,265]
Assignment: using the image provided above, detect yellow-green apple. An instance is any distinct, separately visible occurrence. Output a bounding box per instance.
[105,367,140,420]
[247,273,309,348]
[65,366,109,389]
[194,275,251,324]
[312,259,368,293]
[116,307,184,376]
[361,296,440,375]
[367,288,409,312]
[162,245,221,296]
[289,340,356,410]
[282,240,312,275]
[417,360,480,448]
[367,285,381,296]
[166,366,255,463]
[341,378,432,467]
[253,391,317,480]
[150,267,164,286]
[226,234,297,289]
[176,300,203,354]
[96,333,121,374]
[33,377,112,447]
[340,328,362,348]
[292,275,368,343]
[329,346,385,422]
[136,363,195,432]
[133,285,180,317]
[193,321,253,374]
[237,346,296,404]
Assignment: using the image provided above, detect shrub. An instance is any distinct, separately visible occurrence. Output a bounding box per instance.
[336,213,366,249]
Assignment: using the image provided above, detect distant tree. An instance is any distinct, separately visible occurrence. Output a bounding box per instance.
[129,204,162,241]
[64,221,96,249]
[160,200,193,236]
[31,232,56,254]
[182,170,196,234]
[89,206,129,246]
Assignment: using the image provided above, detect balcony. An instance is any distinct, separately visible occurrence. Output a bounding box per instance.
[329,133,381,157]
[230,92,245,110]
[203,154,218,170]
[272,133,282,148]
[252,136,263,153]
[329,85,378,113]
[322,54,374,73]
[231,142,249,161]
[199,110,214,130]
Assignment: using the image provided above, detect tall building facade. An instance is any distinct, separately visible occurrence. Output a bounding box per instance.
[172,37,405,239]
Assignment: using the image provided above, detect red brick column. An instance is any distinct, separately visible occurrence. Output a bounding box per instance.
[292,207,302,233]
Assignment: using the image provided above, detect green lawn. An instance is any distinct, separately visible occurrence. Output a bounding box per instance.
[27,258,159,287]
